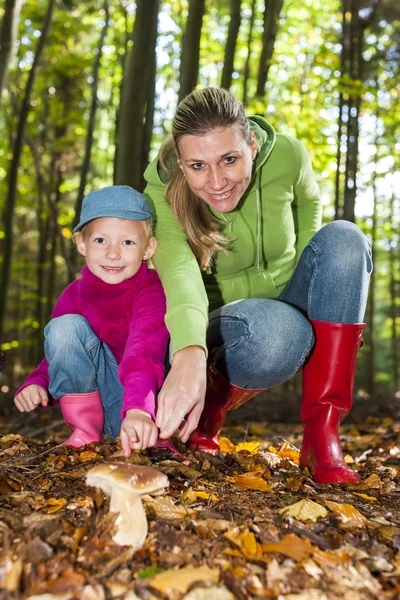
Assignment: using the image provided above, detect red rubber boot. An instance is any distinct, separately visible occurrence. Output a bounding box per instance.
[59,390,104,447]
[189,363,266,453]
[300,320,366,484]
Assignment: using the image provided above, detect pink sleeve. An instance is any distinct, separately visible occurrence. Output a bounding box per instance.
[119,270,169,421]
[14,283,78,398]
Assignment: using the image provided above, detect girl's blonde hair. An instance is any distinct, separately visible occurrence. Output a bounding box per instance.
[159,87,252,270]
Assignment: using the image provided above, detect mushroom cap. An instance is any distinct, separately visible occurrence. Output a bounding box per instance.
[85,462,169,497]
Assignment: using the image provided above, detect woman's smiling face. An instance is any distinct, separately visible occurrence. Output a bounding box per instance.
[177,126,258,213]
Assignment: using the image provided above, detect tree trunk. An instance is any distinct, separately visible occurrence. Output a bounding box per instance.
[0,0,56,340]
[140,47,157,192]
[256,0,284,97]
[0,0,22,109]
[242,0,256,105]
[366,142,378,397]
[221,0,242,90]
[115,0,160,189]
[71,0,110,235]
[178,0,206,103]
[389,190,399,391]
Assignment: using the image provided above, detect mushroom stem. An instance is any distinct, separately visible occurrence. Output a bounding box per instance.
[109,487,147,550]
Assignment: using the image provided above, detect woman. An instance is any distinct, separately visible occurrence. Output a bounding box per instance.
[144,87,372,484]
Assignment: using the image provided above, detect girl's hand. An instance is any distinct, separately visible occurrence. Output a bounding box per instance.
[120,409,159,457]
[156,346,207,443]
[14,385,49,412]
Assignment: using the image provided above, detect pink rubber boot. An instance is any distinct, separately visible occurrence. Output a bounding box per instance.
[59,390,104,447]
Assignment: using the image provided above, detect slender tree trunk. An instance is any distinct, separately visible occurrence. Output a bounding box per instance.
[221,0,242,90]
[178,0,206,103]
[140,47,157,192]
[113,4,130,183]
[115,0,160,189]
[0,0,22,109]
[256,0,284,97]
[242,0,256,105]
[389,190,399,391]
[367,146,378,397]
[71,0,109,236]
[0,0,56,339]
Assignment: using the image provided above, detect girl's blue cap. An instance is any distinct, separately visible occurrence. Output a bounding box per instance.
[73,185,153,233]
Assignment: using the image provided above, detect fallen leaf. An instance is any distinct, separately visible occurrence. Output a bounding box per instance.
[181,487,197,505]
[183,586,235,600]
[219,437,236,453]
[143,495,196,520]
[78,451,102,462]
[194,491,220,502]
[378,526,400,540]
[45,497,67,514]
[224,529,263,557]
[353,492,377,501]
[262,533,315,561]
[233,472,272,492]
[235,441,260,454]
[279,499,328,522]
[325,501,367,528]
[150,565,219,594]
[277,442,300,465]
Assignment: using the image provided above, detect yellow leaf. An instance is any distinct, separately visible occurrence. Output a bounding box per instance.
[268,445,278,453]
[150,566,219,594]
[78,451,102,462]
[344,454,354,464]
[219,437,236,453]
[356,473,382,491]
[279,499,328,522]
[233,473,272,492]
[378,526,400,540]
[181,486,197,505]
[143,495,196,520]
[45,497,66,514]
[277,442,300,465]
[194,491,220,503]
[353,492,377,502]
[224,529,263,557]
[262,533,314,561]
[325,501,367,528]
[235,441,260,454]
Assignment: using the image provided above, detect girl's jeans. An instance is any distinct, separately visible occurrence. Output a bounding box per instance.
[44,314,123,437]
[207,221,372,389]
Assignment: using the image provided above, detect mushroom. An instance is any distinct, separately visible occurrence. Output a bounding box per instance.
[86,462,169,551]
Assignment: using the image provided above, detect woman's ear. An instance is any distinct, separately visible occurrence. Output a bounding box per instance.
[143,236,158,261]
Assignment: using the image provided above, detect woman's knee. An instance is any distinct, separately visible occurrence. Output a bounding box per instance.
[220,299,314,387]
[312,221,372,273]
[44,314,92,349]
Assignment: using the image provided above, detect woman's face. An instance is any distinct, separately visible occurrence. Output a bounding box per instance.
[177,126,258,213]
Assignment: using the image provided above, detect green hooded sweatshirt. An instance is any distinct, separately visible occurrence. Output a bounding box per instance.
[144,116,322,355]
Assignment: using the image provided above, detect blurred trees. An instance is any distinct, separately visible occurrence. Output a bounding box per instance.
[0,0,399,398]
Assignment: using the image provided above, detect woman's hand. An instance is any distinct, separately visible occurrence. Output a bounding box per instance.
[156,346,207,442]
[120,409,159,457]
[14,385,49,412]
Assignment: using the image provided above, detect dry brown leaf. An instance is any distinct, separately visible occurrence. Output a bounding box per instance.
[0,557,23,593]
[181,486,197,505]
[279,499,328,522]
[325,500,367,528]
[355,473,382,492]
[233,472,272,492]
[143,495,196,520]
[78,451,102,462]
[377,526,400,540]
[183,586,235,600]
[150,565,219,594]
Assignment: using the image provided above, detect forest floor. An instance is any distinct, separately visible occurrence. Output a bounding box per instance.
[0,396,399,600]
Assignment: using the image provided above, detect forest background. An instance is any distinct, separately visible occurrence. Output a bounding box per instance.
[0,0,399,412]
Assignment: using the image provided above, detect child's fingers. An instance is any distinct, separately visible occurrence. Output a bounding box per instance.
[148,426,159,448]
[120,429,133,458]
[39,390,49,407]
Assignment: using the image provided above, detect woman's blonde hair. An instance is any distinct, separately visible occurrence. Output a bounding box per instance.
[159,87,252,270]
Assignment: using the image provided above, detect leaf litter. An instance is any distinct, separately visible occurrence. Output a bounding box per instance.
[0,415,399,599]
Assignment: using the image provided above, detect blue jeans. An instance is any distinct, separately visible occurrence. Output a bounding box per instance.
[207,221,372,389]
[44,314,123,437]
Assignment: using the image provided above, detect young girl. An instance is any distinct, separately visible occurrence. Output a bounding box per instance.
[14,185,170,457]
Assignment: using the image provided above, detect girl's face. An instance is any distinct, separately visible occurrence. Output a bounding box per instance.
[76,217,156,284]
[177,126,258,213]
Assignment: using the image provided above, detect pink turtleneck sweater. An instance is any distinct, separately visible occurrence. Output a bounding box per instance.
[16,263,168,420]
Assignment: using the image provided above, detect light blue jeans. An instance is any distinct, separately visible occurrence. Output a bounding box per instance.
[207,221,372,389]
[44,314,123,437]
